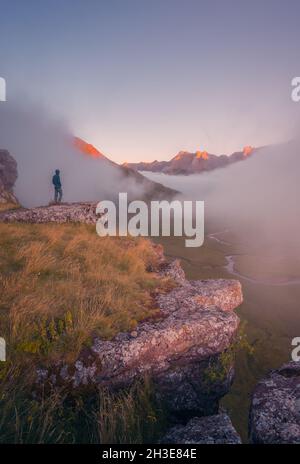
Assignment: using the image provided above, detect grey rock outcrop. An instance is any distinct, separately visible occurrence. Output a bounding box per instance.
[92,277,240,418]
[37,258,242,420]
[249,361,300,444]
[161,414,241,444]
[0,149,18,205]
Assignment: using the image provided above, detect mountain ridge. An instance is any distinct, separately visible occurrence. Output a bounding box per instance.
[124,146,257,175]
[73,136,179,199]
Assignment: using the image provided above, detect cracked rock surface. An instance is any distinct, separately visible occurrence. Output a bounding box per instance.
[249,361,300,444]
[37,258,242,419]
[161,413,242,444]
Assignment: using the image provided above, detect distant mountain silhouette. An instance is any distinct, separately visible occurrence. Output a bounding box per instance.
[124,146,256,175]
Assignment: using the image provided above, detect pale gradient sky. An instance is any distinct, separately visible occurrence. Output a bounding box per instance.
[1,0,300,163]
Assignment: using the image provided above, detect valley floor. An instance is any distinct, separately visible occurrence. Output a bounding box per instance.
[155,232,300,442]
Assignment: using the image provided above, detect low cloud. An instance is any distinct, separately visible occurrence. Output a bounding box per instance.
[0,101,161,207]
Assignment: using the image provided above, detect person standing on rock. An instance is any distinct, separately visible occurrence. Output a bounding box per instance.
[52,169,63,203]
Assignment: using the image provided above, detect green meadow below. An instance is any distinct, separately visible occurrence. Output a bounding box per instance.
[155,232,300,442]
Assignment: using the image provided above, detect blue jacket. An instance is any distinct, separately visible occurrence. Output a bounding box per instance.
[52,174,61,189]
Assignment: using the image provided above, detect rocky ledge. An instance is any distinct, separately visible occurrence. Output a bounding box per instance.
[161,413,241,444]
[37,255,242,420]
[0,201,98,223]
[249,361,300,444]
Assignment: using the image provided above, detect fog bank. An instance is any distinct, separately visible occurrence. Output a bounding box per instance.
[143,141,300,255]
[0,101,153,207]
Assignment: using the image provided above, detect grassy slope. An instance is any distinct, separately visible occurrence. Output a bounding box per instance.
[0,223,170,365]
[0,222,172,443]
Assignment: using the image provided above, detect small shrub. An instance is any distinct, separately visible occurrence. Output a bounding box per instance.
[203,323,254,386]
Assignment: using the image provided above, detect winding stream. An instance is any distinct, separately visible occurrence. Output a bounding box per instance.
[208,230,300,287]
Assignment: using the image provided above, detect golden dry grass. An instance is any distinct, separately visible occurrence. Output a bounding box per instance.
[0,364,167,443]
[0,223,167,365]
[0,223,170,443]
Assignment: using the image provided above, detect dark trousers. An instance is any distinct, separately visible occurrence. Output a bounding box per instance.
[54,187,62,203]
